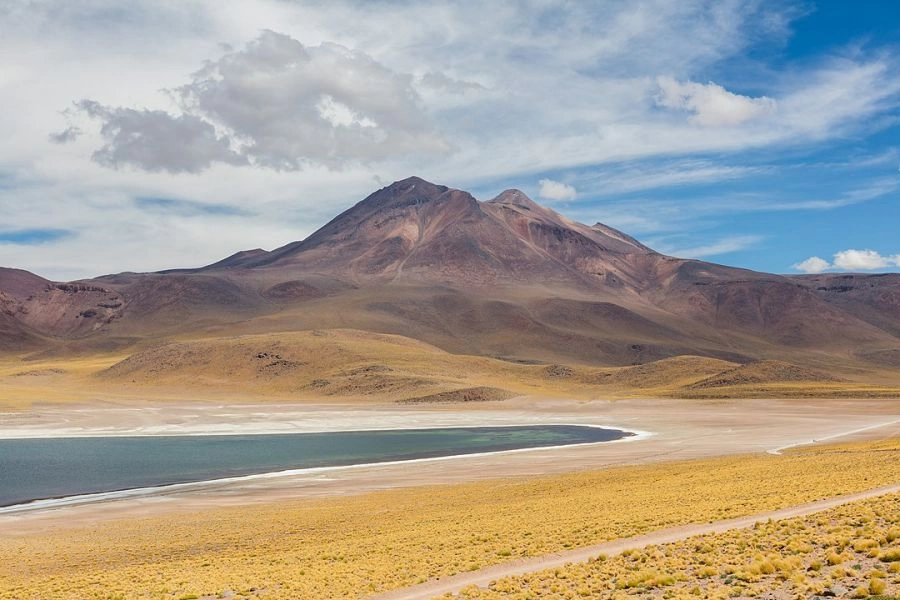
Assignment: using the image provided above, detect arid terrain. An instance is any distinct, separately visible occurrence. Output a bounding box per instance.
[1,431,898,599]
[1,177,898,599]
[6,0,900,597]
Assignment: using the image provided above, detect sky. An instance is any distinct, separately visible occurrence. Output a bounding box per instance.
[1,0,899,280]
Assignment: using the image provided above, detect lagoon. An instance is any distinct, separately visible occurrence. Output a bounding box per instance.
[0,425,631,507]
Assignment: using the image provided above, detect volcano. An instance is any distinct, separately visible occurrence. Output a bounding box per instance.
[2,176,899,371]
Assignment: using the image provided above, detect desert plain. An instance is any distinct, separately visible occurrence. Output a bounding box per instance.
[5,1,900,597]
[1,180,899,599]
[1,372,898,599]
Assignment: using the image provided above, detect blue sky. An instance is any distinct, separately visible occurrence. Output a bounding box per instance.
[0,1,899,279]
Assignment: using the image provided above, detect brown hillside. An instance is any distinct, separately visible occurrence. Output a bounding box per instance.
[687,360,844,389]
[600,355,739,389]
[98,330,545,402]
[792,273,900,337]
[1,177,898,377]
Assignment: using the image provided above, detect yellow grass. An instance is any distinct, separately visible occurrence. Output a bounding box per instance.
[1,439,897,599]
[446,493,900,599]
[0,329,597,409]
[675,382,900,399]
[2,329,898,410]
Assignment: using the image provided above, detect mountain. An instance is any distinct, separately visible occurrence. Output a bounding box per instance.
[220,176,653,289]
[1,177,899,372]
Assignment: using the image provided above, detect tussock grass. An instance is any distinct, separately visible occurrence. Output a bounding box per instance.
[445,493,900,599]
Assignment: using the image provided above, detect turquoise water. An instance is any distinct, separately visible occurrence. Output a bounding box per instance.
[0,425,630,507]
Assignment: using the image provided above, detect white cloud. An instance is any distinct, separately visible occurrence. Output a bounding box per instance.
[776,58,900,139]
[418,71,486,94]
[578,159,762,197]
[77,100,246,173]
[538,179,577,201]
[833,249,900,270]
[656,76,777,126]
[754,178,900,211]
[791,249,900,273]
[792,256,830,274]
[659,235,763,259]
[76,31,448,172]
[316,95,378,129]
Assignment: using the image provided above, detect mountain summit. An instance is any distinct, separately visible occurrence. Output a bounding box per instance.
[1,177,898,369]
[216,177,655,289]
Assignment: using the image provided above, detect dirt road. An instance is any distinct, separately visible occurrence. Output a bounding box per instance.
[373,483,900,600]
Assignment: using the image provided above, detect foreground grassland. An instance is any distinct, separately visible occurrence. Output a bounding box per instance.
[447,493,900,600]
[1,439,898,599]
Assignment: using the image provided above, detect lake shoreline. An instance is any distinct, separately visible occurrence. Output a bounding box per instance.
[0,424,643,514]
[1,397,896,536]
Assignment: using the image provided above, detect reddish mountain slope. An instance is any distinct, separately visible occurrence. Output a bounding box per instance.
[232,177,655,292]
[0,267,50,301]
[1,177,898,370]
[0,268,49,350]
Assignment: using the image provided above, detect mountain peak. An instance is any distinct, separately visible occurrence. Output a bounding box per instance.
[339,176,451,215]
[381,175,448,196]
[487,189,541,211]
[392,175,438,186]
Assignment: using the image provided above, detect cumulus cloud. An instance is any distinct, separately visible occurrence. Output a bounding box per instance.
[792,249,900,273]
[538,178,577,201]
[76,100,246,173]
[77,31,448,172]
[792,256,830,274]
[315,96,378,129]
[656,76,777,126]
[833,249,900,270]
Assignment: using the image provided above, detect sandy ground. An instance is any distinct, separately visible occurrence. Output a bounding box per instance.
[373,482,900,600]
[0,396,898,536]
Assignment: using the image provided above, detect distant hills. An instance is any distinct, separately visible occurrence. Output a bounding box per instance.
[2,176,899,376]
